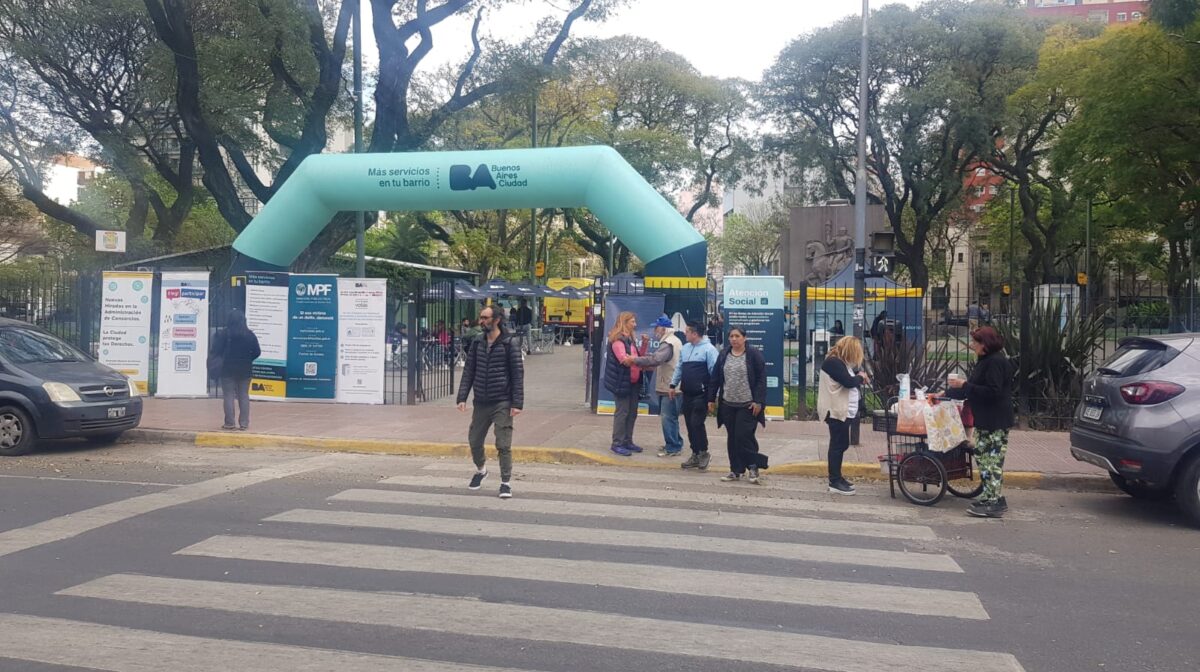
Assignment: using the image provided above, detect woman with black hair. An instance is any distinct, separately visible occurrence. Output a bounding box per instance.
[210,309,261,431]
[709,326,769,484]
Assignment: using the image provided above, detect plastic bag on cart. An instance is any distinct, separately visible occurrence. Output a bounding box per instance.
[924,401,968,453]
[894,399,927,435]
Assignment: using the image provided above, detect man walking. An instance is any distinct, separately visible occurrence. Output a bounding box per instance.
[671,320,719,471]
[627,316,684,457]
[514,298,534,356]
[457,304,524,499]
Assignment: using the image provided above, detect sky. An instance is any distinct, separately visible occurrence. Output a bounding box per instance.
[362,0,925,82]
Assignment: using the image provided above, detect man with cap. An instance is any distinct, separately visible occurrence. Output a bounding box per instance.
[626,315,685,457]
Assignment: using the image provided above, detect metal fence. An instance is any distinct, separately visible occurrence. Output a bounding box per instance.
[786,278,1195,429]
[0,262,98,354]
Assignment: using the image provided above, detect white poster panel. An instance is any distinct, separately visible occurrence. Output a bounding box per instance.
[245,271,290,400]
[335,278,387,404]
[156,271,210,397]
[99,271,153,394]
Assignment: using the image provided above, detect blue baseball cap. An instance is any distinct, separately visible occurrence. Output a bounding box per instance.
[654,316,674,328]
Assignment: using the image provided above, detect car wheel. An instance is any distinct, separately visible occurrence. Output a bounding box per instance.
[0,405,35,457]
[1174,455,1200,528]
[85,432,124,445]
[1110,473,1172,501]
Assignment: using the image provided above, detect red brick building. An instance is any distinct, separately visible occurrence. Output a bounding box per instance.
[1026,0,1150,25]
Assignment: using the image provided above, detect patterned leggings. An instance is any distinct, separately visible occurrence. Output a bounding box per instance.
[975,429,1009,503]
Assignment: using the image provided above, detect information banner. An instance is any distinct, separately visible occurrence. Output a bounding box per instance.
[246,271,290,400]
[596,294,665,416]
[335,278,387,404]
[723,276,786,419]
[99,271,153,394]
[156,271,210,397]
[286,274,339,399]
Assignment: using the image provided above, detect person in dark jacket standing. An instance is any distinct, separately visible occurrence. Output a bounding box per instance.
[210,309,261,431]
[669,320,719,470]
[947,326,1015,518]
[604,311,649,456]
[709,327,769,484]
[457,304,525,499]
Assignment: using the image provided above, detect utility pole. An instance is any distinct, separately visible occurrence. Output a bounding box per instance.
[852,0,870,339]
[353,0,365,278]
[1084,200,1091,318]
[1008,188,1015,307]
[529,94,538,283]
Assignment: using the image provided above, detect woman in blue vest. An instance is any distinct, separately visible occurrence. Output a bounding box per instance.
[604,311,648,456]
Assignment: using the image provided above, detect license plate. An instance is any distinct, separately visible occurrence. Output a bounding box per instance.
[107,407,126,419]
[1083,405,1103,421]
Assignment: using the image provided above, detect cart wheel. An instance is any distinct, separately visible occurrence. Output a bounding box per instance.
[947,474,985,499]
[897,452,947,506]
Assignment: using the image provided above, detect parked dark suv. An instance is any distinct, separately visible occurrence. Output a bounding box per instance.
[1070,335,1200,525]
[0,318,142,456]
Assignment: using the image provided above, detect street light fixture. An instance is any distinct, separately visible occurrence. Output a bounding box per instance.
[852,0,870,339]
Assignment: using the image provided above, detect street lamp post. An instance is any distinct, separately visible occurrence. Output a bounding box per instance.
[852,0,870,339]
[353,0,365,278]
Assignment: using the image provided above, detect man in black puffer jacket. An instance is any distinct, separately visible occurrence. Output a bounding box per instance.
[457,304,525,499]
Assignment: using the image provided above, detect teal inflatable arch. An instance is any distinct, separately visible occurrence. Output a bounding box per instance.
[231,146,706,278]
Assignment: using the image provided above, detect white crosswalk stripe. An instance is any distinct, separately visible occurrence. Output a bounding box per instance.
[2,460,1026,672]
[176,534,988,618]
[0,614,532,672]
[61,574,1024,672]
[266,508,964,572]
[330,487,937,540]
[379,475,915,519]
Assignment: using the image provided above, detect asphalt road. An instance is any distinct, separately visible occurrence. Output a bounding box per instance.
[0,439,1196,672]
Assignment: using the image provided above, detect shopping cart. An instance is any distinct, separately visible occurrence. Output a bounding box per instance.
[871,397,984,506]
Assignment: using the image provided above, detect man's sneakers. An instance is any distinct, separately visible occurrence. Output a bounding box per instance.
[828,478,856,495]
[681,453,701,469]
[747,466,762,485]
[657,448,682,458]
[468,469,488,490]
[625,442,645,453]
[499,483,513,499]
[966,497,1007,518]
[720,471,741,482]
[610,442,632,456]
[697,451,711,471]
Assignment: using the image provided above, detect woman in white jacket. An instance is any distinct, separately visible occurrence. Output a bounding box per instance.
[816,337,870,495]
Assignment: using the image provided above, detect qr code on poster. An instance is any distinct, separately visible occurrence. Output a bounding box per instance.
[304,362,318,376]
[175,355,190,372]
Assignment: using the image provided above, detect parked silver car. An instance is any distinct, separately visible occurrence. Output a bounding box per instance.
[1071,335,1200,525]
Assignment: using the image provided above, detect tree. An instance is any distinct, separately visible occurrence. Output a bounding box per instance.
[761,2,1030,289]
[0,0,197,246]
[0,174,47,262]
[713,200,787,275]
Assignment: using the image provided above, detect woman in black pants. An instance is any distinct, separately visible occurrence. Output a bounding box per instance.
[709,327,769,484]
[816,336,870,495]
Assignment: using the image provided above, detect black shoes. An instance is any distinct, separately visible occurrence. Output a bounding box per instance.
[828,478,856,495]
[499,483,513,499]
[469,469,488,490]
[967,497,1007,518]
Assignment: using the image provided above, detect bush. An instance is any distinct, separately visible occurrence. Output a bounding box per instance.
[1123,300,1169,330]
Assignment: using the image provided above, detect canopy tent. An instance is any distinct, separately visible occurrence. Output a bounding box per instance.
[804,264,925,344]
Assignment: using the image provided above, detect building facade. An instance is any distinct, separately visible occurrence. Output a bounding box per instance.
[1026,0,1150,25]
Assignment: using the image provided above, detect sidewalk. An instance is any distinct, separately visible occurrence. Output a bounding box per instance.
[135,348,1109,489]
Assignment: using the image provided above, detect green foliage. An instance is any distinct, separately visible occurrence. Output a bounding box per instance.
[996,299,1107,428]
[1122,300,1170,329]
[866,337,960,401]
[712,200,787,274]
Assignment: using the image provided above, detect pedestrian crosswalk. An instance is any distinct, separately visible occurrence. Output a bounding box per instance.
[0,459,1027,672]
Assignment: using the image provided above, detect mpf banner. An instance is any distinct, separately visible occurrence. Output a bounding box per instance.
[246,271,290,400]
[156,271,210,397]
[723,276,786,419]
[287,274,338,399]
[99,271,153,395]
[335,278,387,404]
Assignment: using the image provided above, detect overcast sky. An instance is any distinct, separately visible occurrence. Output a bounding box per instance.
[364,0,925,82]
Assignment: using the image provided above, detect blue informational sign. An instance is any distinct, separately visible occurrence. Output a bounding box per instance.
[286,274,339,399]
[722,276,786,419]
[596,294,665,416]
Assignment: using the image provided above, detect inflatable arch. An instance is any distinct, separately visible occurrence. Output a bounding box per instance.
[231,146,707,281]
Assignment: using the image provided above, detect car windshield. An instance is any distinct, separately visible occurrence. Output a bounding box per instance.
[0,327,86,364]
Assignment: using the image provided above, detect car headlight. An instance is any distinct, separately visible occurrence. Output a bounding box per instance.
[43,382,81,403]
[126,378,140,397]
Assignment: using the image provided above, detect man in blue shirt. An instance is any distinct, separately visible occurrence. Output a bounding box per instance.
[670,320,719,471]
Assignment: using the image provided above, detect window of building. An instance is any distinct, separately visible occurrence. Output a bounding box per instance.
[971,204,985,213]
[1132,11,1143,21]
[974,186,985,197]
[975,167,987,177]
[1087,10,1109,23]
[957,252,965,263]
[988,185,999,195]
[1117,12,1127,21]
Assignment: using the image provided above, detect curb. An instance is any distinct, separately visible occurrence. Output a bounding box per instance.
[127,428,1116,493]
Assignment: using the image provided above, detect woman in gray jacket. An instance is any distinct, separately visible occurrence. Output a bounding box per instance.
[816,336,870,495]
